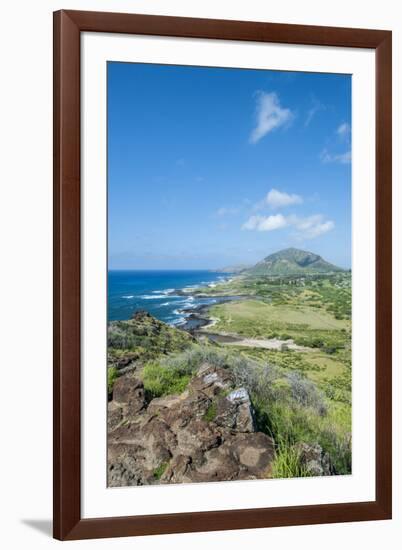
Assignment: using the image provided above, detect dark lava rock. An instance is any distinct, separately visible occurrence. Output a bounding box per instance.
[112,375,146,417]
[294,442,332,476]
[107,363,275,486]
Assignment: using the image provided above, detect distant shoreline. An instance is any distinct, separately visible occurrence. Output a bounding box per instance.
[107,269,236,324]
[108,249,351,325]
[164,275,242,332]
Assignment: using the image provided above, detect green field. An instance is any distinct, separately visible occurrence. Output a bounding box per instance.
[209,299,350,349]
[210,299,348,332]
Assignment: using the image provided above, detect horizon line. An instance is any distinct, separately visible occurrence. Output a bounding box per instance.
[108,267,352,272]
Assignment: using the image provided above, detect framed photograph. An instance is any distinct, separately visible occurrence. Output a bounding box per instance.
[53,10,392,540]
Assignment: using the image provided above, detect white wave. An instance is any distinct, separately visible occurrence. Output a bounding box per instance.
[173,308,190,317]
[172,298,192,306]
[170,316,187,326]
[147,293,182,300]
[181,297,197,310]
[122,295,134,299]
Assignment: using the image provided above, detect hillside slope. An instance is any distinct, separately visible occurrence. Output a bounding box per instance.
[246,248,343,277]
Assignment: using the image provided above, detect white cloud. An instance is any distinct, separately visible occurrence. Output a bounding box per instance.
[319,122,351,165]
[305,97,325,127]
[320,148,351,164]
[337,122,351,139]
[242,214,288,231]
[241,216,259,230]
[292,214,335,239]
[258,214,288,231]
[250,92,293,144]
[265,188,303,209]
[242,212,334,239]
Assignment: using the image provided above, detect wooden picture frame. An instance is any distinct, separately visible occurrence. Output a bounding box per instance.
[53,10,392,540]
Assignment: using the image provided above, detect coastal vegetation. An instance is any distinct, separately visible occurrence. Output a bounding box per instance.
[107,248,352,484]
[108,310,193,369]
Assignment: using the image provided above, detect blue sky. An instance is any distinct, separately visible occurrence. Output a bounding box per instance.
[108,62,351,270]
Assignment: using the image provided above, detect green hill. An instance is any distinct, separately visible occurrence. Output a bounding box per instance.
[246,247,343,277]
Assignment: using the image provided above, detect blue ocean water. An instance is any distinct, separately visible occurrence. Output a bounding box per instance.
[108,270,230,324]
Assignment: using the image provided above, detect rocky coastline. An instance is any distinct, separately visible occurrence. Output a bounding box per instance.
[160,275,247,333]
[179,297,242,332]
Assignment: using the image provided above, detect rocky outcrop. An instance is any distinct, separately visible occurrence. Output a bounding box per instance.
[113,375,146,416]
[294,442,332,476]
[108,363,275,486]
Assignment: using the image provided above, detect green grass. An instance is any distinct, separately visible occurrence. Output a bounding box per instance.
[108,366,119,394]
[140,344,234,399]
[235,348,350,395]
[271,446,310,479]
[203,402,217,422]
[153,462,168,480]
[210,300,348,333]
[254,394,351,476]
[142,362,192,399]
[226,345,351,472]
[208,292,351,351]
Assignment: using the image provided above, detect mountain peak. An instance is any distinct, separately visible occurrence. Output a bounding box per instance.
[246,247,342,276]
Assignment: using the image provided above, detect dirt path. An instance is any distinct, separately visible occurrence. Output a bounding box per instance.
[224,337,308,351]
[197,331,309,351]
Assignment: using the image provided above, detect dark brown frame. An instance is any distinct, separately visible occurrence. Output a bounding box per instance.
[54,10,392,541]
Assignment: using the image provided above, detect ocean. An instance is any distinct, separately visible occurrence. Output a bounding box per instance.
[108,270,231,324]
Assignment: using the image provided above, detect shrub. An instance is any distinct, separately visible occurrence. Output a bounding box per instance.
[141,344,256,399]
[319,428,351,474]
[142,362,191,399]
[322,346,338,354]
[107,316,192,359]
[160,345,228,373]
[107,366,119,394]
[286,371,327,414]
